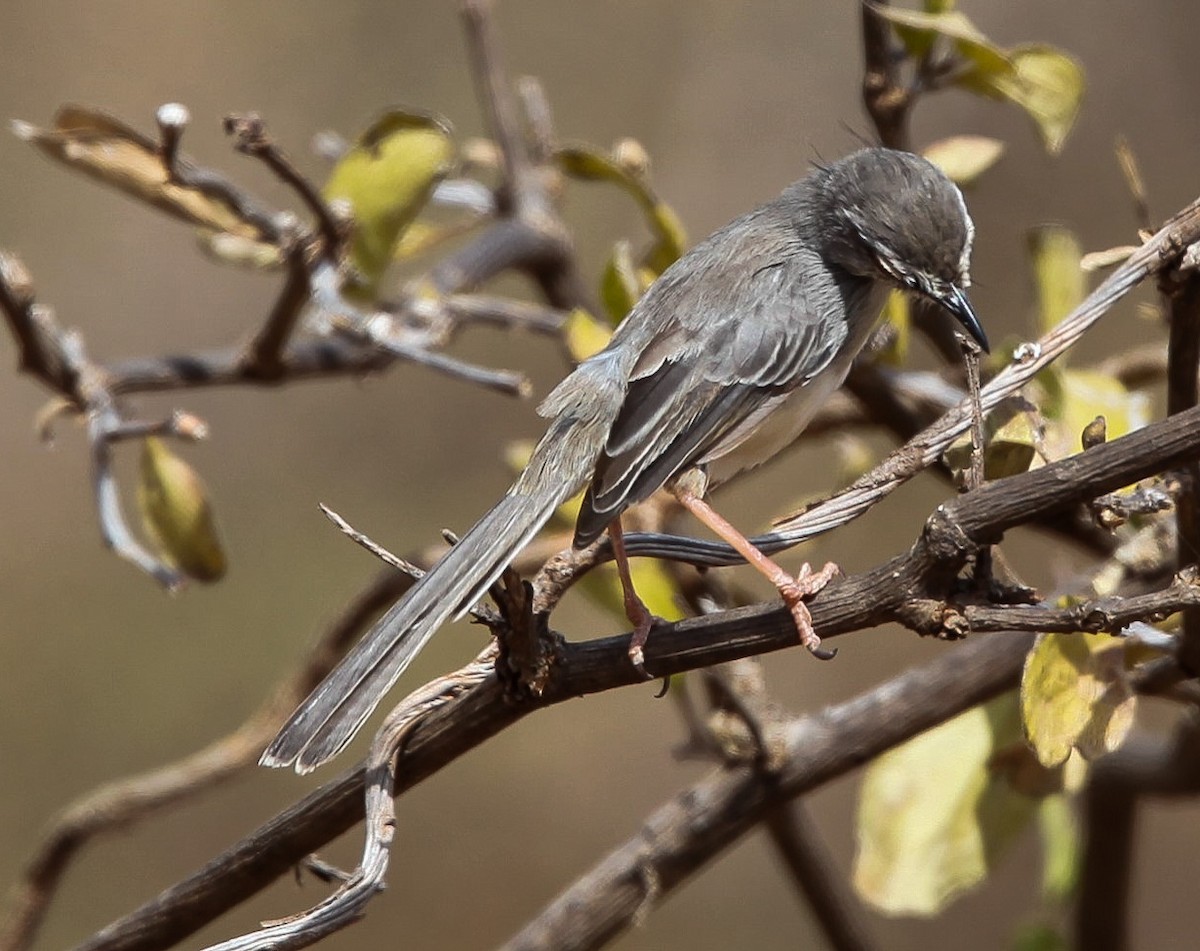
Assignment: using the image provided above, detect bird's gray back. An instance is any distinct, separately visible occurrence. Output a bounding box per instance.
[544,183,878,546]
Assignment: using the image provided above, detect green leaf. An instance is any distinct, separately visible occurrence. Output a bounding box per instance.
[138,437,226,582]
[854,694,1041,915]
[1037,794,1079,903]
[644,201,688,274]
[14,105,276,246]
[870,6,1011,75]
[922,135,1006,186]
[1028,225,1084,336]
[1013,923,1069,951]
[600,241,642,324]
[557,142,687,275]
[944,399,1040,481]
[324,109,455,296]
[960,45,1085,155]
[1020,632,1137,767]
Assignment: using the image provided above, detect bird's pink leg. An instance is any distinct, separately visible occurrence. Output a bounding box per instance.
[673,488,840,659]
[608,517,656,677]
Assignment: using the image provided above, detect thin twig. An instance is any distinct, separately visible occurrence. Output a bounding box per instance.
[461,0,541,217]
[458,0,588,311]
[61,329,186,589]
[0,254,71,388]
[200,654,496,951]
[0,569,411,951]
[223,113,344,257]
[764,805,878,951]
[441,294,566,334]
[1115,136,1152,236]
[240,234,312,378]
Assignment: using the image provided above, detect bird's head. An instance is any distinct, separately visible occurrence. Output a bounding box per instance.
[818,148,988,352]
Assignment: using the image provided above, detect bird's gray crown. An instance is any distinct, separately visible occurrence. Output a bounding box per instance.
[813,148,974,298]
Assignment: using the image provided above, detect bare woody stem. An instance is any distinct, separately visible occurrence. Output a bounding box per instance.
[68,402,1200,951]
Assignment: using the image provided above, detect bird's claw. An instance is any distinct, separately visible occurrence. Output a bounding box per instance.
[779,561,840,660]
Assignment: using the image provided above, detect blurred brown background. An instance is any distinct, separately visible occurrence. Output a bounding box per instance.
[2,2,1199,949]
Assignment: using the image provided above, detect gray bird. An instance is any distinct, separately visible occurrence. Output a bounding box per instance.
[263,147,987,773]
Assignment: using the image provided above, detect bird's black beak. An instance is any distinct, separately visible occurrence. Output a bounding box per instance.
[940,286,989,353]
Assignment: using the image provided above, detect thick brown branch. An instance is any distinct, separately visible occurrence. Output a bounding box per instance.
[1077,720,1200,951]
[930,576,1200,638]
[67,401,1200,951]
[1164,268,1200,672]
[498,633,1032,951]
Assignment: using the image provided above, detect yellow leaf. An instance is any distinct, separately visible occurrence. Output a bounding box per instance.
[138,437,226,582]
[1039,368,1149,462]
[324,109,455,296]
[196,231,283,270]
[854,695,1040,915]
[961,45,1085,155]
[834,435,877,486]
[922,135,1006,186]
[563,308,613,363]
[1028,225,1084,336]
[877,290,910,366]
[644,201,688,274]
[579,559,685,625]
[1020,632,1137,767]
[984,405,1040,479]
[15,105,276,246]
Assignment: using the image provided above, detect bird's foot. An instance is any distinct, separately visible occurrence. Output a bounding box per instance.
[625,591,659,680]
[777,561,841,660]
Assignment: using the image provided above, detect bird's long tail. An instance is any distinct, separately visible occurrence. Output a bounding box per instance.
[262,418,588,773]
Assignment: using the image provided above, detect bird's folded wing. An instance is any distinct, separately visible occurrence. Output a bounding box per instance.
[574,257,845,546]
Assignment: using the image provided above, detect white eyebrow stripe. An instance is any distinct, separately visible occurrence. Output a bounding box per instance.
[953,184,975,288]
